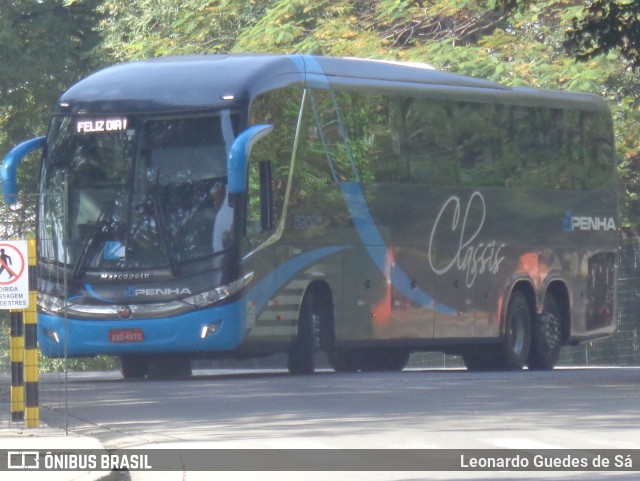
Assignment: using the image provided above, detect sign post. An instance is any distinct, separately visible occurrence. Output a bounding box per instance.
[1,240,38,427]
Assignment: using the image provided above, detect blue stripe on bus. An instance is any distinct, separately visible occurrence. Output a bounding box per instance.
[289,54,332,90]
[339,181,458,315]
[246,245,348,312]
[84,283,116,303]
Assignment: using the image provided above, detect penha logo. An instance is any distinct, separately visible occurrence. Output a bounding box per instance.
[126,287,193,297]
[563,210,616,232]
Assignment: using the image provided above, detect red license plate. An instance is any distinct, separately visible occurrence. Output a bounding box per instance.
[109,329,144,343]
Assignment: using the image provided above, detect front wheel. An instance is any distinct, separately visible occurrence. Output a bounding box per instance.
[120,355,149,380]
[288,294,318,375]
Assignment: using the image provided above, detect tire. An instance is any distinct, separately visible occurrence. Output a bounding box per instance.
[147,355,192,380]
[288,294,318,375]
[120,355,149,380]
[528,294,563,370]
[499,290,532,370]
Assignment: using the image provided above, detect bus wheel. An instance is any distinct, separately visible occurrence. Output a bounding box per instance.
[288,294,317,375]
[528,294,563,370]
[360,349,410,372]
[499,290,532,370]
[147,355,192,380]
[120,355,149,380]
[328,350,360,372]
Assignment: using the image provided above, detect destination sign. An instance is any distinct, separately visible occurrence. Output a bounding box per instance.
[76,117,128,134]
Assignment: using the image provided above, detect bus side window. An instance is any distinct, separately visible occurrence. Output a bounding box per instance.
[246,160,266,241]
[245,159,274,237]
[246,87,302,248]
[455,102,503,186]
[259,160,273,231]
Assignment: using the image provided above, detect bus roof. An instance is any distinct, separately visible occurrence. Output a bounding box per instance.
[56,54,607,114]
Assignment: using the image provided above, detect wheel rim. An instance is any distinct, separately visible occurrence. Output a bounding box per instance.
[509,303,528,355]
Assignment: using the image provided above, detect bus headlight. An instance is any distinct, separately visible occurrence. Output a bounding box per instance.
[38,293,66,314]
[183,272,254,308]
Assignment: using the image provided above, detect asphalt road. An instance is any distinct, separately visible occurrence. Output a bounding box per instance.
[19,367,635,480]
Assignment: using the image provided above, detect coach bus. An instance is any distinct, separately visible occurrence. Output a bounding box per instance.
[1,54,618,378]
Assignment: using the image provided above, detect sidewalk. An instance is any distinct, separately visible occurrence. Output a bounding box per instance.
[0,426,117,481]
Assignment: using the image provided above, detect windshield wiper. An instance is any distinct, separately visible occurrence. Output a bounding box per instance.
[72,201,116,279]
[152,193,181,276]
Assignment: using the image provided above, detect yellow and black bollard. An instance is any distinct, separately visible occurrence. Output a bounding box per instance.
[24,239,38,428]
[10,310,24,423]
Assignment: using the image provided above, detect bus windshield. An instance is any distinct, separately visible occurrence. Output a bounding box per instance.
[39,112,238,273]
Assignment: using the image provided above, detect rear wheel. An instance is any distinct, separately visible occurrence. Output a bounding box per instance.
[528,294,563,370]
[465,290,533,372]
[499,290,532,370]
[288,294,318,375]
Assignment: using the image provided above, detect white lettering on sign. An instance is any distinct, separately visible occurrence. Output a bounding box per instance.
[134,288,192,296]
[0,240,29,309]
[562,211,617,232]
[428,191,506,288]
[571,216,616,232]
[76,118,128,134]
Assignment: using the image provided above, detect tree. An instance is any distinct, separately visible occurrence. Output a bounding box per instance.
[0,0,102,235]
[98,0,268,59]
[96,0,640,231]
[1,0,102,147]
[501,0,640,69]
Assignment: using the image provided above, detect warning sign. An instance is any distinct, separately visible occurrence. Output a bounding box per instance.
[0,240,29,309]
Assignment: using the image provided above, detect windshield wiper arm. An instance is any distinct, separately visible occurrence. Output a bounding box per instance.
[152,194,181,276]
[72,201,116,279]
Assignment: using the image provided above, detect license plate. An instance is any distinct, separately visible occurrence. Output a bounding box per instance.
[109,329,144,343]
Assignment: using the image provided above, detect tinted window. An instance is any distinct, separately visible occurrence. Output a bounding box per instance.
[247,88,302,243]
[314,90,615,191]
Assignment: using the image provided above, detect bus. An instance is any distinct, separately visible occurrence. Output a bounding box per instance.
[1,54,618,378]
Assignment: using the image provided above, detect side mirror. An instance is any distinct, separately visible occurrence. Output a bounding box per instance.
[227,125,273,195]
[1,136,46,204]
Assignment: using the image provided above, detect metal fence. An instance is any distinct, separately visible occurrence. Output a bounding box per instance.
[568,237,640,367]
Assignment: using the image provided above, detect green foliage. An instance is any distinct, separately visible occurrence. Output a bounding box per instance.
[39,354,118,372]
[98,0,268,59]
[0,0,102,162]
[567,0,640,69]
[0,1,103,237]
[0,313,117,373]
